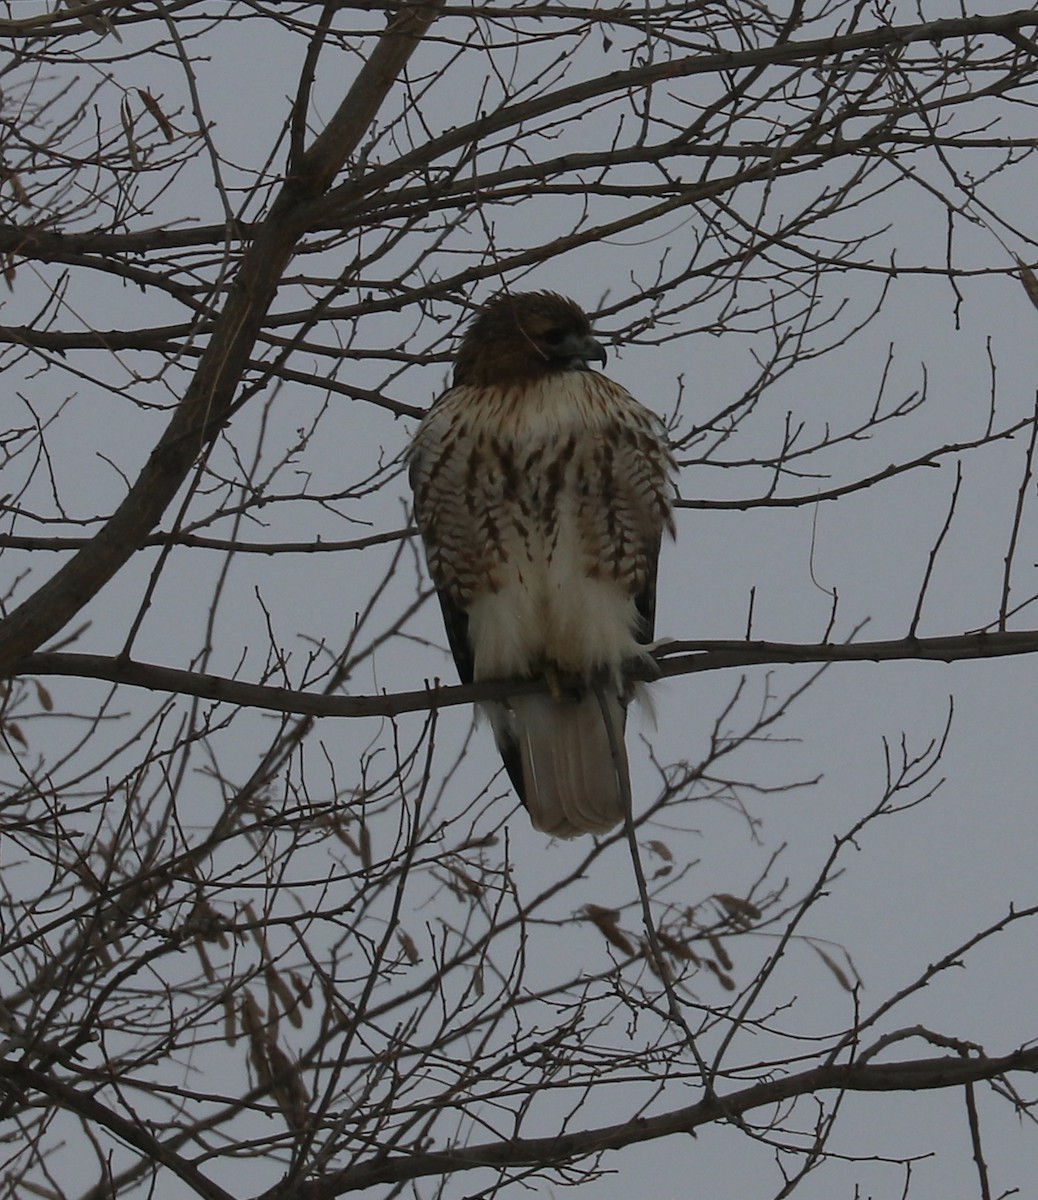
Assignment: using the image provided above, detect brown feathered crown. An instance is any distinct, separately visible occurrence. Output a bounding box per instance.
[452,291,607,388]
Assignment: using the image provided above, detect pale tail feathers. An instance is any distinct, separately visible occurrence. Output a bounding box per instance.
[496,692,630,837]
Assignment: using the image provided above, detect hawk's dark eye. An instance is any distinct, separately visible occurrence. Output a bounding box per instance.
[543,328,567,346]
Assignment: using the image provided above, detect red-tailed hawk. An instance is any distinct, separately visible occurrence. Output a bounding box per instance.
[409,292,675,836]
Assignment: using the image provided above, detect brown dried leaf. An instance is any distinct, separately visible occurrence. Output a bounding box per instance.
[397,929,420,964]
[290,971,313,1008]
[241,989,271,1084]
[62,0,120,39]
[1016,257,1038,312]
[194,938,215,983]
[707,932,733,971]
[442,875,468,902]
[4,170,30,208]
[705,959,736,991]
[317,811,361,854]
[34,680,53,711]
[240,988,265,1041]
[317,975,348,1026]
[267,965,302,1029]
[811,943,857,993]
[359,823,372,870]
[241,900,270,954]
[715,892,762,923]
[337,829,361,856]
[70,860,101,892]
[118,95,139,166]
[453,834,499,851]
[136,88,175,141]
[445,861,482,898]
[2,721,27,747]
[641,938,673,981]
[584,904,635,956]
[249,1043,272,1088]
[223,992,237,1046]
[645,839,673,862]
[656,930,700,965]
[266,1042,310,1130]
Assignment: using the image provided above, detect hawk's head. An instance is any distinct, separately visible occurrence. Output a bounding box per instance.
[452,291,608,388]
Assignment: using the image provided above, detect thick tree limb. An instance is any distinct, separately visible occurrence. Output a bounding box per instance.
[0,1062,235,1200]
[0,528,413,556]
[276,1045,1038,1197]
[19,628,1038,717]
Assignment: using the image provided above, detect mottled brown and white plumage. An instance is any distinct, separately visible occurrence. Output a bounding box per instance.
[409,291,675,836]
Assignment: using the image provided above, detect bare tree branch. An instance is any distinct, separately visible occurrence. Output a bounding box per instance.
[20,626,1038,717]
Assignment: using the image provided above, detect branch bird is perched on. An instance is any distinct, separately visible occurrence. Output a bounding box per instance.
[409,291,675,836]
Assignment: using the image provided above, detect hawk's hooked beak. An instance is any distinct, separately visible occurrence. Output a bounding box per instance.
[583,337,608,370]
[556,332,607,371]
